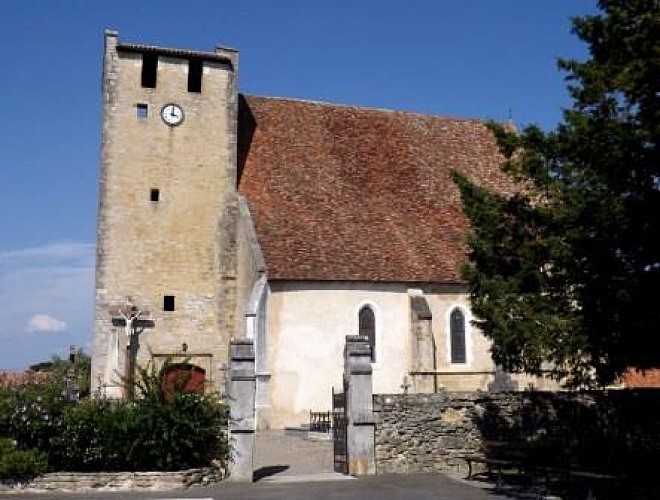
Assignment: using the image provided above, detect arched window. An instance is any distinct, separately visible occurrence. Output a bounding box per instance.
[359,306,376,362]
[450,308,467,364]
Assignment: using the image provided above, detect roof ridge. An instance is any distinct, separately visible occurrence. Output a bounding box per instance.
[242,94,494,124]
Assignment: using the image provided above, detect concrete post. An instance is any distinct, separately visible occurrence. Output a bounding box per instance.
[344,335,376,475]
[227,339,256,482]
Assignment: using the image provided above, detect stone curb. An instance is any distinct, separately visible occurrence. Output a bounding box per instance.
[0,467,226,493]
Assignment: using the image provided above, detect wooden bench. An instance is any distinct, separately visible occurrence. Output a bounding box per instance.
[462,441,621,496]
[461,440,530,486]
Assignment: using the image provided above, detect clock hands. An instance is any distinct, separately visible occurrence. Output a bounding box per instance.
[161,104,183,126]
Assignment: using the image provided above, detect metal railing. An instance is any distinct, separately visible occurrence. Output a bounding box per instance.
[309,410,332,433]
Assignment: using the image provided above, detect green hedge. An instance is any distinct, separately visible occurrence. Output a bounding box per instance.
[0,439,47,482]
[0,359,229,475]
[49,394,228,471]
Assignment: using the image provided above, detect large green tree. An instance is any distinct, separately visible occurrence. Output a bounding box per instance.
[454,0,659,387]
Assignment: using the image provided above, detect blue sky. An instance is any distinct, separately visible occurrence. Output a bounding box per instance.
[0,0,597,369]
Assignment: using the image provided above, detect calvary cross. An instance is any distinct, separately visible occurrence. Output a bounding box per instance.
[111,301,154,398]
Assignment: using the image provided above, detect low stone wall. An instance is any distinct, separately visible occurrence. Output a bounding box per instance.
[374,390,660,476]
[2,467,225,493]
[374,392,486,475]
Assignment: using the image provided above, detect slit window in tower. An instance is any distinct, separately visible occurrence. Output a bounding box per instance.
[141,53,158,88]
[188,59,203,93]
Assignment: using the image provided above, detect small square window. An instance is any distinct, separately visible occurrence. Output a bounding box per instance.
[150,188,160,202]
[163,295,175,311]
[136,104,148,119]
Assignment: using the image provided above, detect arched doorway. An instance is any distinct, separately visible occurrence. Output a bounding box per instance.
[160,363,206,396]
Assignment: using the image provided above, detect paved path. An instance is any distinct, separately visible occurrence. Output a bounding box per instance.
[253,430,336,481]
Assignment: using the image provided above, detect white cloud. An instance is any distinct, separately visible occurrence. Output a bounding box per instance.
[0,242,95,264]
[0,241,95,369]
[25,314,67,333]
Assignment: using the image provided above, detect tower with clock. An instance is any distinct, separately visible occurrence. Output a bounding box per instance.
[91,30,239,398]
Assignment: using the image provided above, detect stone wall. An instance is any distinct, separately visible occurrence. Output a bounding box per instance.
[91,31,239,397]
[374,390,660,476]
[374,392,485,475]
[2,467,225,493]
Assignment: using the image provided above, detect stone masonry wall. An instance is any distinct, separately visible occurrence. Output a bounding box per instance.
[374,390,660,476]
[92,32,238,396]
[374,392,485,475]
[2,468,225,493]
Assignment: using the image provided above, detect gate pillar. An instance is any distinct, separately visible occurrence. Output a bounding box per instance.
[227,339,256,482]
[344,335,376,475]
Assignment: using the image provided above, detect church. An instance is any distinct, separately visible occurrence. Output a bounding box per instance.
[90,31,554,430]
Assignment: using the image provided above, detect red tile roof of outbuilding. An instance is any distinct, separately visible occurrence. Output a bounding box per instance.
[238,95,513,283]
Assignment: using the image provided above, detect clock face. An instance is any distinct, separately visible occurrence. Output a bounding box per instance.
[161,104,184,126]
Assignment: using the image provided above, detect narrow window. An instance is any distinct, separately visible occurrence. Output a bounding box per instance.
[188,59,203,93]
[141,53,158,88]
[163,295,175,312]
[150,188,160,202]
[359,306,376,362]
[136,103,148,119]
[450,308,466,363]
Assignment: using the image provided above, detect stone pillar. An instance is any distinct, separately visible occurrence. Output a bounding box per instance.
[227,339,256,482]
[409,294,436,393]
[344,335,376,476]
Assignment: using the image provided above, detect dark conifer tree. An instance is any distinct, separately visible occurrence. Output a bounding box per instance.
[454,0,660,386]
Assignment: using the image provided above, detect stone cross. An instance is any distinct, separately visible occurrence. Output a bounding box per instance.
[401,376,411,394]
[117,303,143,349]
[109,299,153,399]
[65,345,79,402]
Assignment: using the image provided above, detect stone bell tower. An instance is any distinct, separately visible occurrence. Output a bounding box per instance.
[91,30,238,397]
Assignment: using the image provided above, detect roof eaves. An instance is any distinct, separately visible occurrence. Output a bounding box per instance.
[117,42,233,66]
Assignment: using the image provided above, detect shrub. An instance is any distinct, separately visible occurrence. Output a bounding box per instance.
[48,400,136,471]
[0,380,68,454]
[0,438,47,482]
[48,358,229,472]
[128,391,229,471]
[1,357,229,473]
[124,358,229,470]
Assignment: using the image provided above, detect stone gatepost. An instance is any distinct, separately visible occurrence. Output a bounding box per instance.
[344,335,376,475]
[227,339,256,482]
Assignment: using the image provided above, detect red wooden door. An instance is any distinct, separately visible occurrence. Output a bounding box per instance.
[161,363,206,396]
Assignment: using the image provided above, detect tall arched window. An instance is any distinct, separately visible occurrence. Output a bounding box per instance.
[359,306,376,362]
[450,308,467,364]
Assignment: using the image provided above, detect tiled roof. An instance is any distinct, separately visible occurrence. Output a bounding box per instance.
[238,95,513,283]
[624,368,660,388]
[0,371,51,389]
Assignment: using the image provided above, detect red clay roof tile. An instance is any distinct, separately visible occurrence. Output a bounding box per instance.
[238,95,513,283]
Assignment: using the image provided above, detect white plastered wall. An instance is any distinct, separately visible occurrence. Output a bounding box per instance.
[264,281,498,429]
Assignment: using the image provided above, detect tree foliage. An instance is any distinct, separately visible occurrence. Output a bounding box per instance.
[454,0,660,387]
[29,348,91,400]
